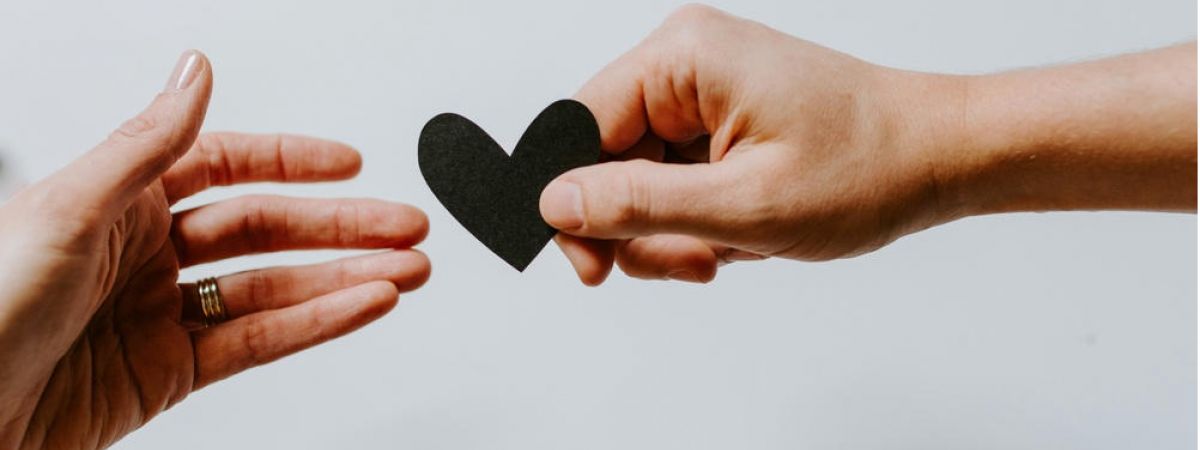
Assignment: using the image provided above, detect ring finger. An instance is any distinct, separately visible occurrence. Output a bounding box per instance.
[181,249,430,326]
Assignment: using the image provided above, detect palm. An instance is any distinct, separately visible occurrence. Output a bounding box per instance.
[29,182,193,448]
[5,130,430,450]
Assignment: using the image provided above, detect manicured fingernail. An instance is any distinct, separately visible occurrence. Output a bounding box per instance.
[667,270,701,283]
[541,181,584,230]
[165,50,202,92]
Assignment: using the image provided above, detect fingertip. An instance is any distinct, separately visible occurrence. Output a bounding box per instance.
[321,280,401,329]
[351,280,401,320]
[380,203,430,248]
[388,249,432,292]
[282,134,363,180]
[165,49,212,95]
[405,206,431,245]
[172,49,213,120]
[685,245,719,282]
[676,258,718,284]
[336,142,363,177]
[555,234,615,286]
[59,49,214,220]
[578,264,614,289]
[540,178,584,231]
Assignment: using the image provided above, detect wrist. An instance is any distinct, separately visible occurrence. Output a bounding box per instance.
[902,69,1067,220]
[894,67,1122,221]
[919,45,1198,216]
[877,69,979,226]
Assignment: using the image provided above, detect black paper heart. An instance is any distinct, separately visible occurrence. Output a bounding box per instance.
[418,99,601,271]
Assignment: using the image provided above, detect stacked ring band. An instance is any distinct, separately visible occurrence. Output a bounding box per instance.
[196,277,228,327]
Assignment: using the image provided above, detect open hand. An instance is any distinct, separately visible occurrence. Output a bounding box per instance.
[0,51,430,449]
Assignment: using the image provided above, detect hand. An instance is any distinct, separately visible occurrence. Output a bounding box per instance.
[0,51,430,449]
[539,5,1196,285]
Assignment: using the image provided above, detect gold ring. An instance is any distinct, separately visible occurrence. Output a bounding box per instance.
[196,277,227,327]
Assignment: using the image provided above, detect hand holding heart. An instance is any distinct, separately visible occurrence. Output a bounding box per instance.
[0,4,1195,449]
[539,5,1197,285]
[538,5,956,284]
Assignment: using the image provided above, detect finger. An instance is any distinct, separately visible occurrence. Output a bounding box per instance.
[715,247,769,266]
[172,196,429,267]
[575,21,711,153]
[612,236,767,283]
[191,281,398,390]
[611,133,667,162]
[37,50,212,223]
[575,48,649,153]
[666,135,711,163]
[551,133,662,286]
[181,250,430,324]
[575,5,746,157]
[614,234,718,283]
[540,153,773,244]
[553,234,615,286]
[163,133,362,204]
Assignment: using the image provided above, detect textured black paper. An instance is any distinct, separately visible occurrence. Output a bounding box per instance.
[418,100,601,271]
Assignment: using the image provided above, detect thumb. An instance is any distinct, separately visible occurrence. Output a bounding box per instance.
[540,156,770,244]
[43,50,212,220]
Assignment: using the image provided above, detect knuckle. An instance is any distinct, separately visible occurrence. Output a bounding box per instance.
[107,95,198,161]
[664,3,722,30]
[239,319,272,366]
[196,134,234,186]
[247,270,275,311]
[651,4,726,72]
[335,258,355,288]
[111,112,159,141]
[237,196,277,252]
[740,179,781,229]
[332,201,363,246]
[601,162,652,231]
[660,4,726,46]
[269,134,290,181]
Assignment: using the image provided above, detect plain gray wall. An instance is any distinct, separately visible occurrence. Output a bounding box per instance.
[0,1,1195,449]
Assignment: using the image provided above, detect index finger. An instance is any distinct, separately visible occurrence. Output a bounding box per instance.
[574,5,730,154]
[162,132,362,204]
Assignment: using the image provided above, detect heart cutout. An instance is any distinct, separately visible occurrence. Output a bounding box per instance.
[418,99,601,271]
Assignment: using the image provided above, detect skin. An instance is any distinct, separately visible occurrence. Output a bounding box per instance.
[0,51,431,449]
[0,6,1194,449]
[540,4,1197,285]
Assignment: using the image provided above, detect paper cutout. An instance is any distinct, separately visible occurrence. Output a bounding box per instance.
[418,99,601,271]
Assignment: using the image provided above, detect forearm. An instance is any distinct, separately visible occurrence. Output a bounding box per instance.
[937,43,1197,216]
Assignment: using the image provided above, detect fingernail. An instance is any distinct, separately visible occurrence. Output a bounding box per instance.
[165,50,202,92]
[541,181,584,230]
[722,249,767,263]
[667,270,701,283]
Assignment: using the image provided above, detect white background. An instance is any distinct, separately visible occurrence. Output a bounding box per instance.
[0,1,1196,448]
